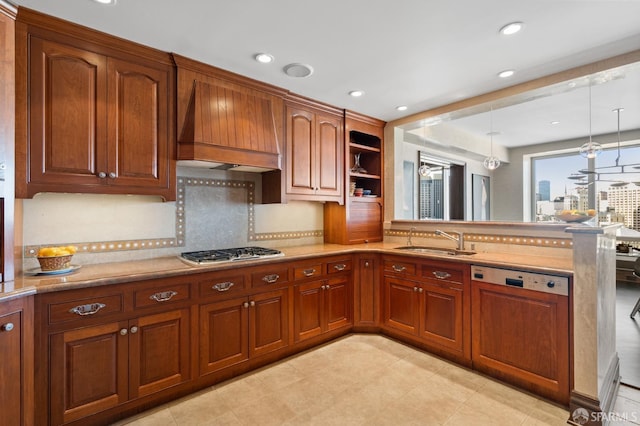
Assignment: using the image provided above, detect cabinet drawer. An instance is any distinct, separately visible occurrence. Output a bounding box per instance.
[383,259,416,276]
[199,274,246,298]
[327,259,352,275]
[421,264,464,284]
[134,282,191,309]
[48,294,125,325]
[294,263,324,280]
[251,266,290,289]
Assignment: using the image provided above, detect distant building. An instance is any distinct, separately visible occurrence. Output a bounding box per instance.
[538,180,550,201]
[608,187,640,231]
[553,195,579,213]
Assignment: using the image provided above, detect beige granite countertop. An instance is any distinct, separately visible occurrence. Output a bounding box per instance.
[1,242,573,302]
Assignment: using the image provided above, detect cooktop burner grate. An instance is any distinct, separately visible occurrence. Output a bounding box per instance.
[180,246,283,265]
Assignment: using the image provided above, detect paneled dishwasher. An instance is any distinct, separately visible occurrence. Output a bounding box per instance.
[470,265,571,405]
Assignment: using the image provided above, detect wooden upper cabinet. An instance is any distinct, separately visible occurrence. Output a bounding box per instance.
[324,111,385,244]
[27,37,107,188]
[15,10,176,200]
[285,99,343,203]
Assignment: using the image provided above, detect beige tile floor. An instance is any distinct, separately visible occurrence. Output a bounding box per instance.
[114,334,640,426]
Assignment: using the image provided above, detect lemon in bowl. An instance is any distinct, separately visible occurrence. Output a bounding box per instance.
[37,245,77,271]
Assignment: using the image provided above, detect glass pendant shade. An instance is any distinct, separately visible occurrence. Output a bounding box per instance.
[579,140,602,159]
[418,164,431,177]
[483,156,501,170]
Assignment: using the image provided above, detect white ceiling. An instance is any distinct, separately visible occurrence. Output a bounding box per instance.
[9,0,640,147]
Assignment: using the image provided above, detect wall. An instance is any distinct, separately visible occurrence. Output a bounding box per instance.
[20,166,324,270]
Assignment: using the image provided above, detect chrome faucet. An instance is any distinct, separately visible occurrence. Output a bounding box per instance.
[407,227,416,246]
[435,229,464,250]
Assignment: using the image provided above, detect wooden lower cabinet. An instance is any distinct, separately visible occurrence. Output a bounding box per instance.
[353,255,379,328]
[471,281,570,404]
[382,257,469,360]
[0,297,34,426]
[49,308,191,425]
[294,274,352,342]
[199,289,289,376]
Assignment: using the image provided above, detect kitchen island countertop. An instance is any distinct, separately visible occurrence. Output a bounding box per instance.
[1,242,573,302]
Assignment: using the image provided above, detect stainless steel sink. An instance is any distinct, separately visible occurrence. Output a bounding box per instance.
[394,246,476,256]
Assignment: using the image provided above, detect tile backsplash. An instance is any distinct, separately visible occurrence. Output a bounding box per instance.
[22,167,324,267]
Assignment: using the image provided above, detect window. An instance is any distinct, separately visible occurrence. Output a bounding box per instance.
[533,144,640,230]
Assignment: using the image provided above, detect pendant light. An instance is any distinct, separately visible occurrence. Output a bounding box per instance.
[579,82,603,159]
[483,106,501,170]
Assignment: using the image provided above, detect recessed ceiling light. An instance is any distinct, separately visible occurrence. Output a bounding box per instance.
[550,121,560,125]
[283,63,314,78]
[254,53,274,64]
[93,0,116,4]
[396,105,408,111]
[349,90,365,97]
[498,70,515,78]
[499,22,523,35]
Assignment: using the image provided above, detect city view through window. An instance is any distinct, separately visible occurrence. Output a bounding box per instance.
[534,144,640,231]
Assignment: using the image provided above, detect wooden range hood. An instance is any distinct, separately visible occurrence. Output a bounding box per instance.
[174,54,286,172]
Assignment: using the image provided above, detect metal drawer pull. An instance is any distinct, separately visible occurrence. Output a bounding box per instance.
[333,264,347,271]
[213,282,234,292]
[1,323,14,332]
[392,265,406,272]
[149,290,178,302]
[262,274,280,284]
[433,271,452,280]
[303,269,316,277]
[69,302,106,316]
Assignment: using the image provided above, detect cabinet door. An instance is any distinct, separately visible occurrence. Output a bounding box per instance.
[325,275,352,332]
[129,308,191,399]
[107,57,171,191]
[419,283,463,352]
[286,106,315,195]
[199,298,249,375]
[28,36,107,189]
[50,321,128,425]
[354,256,379,326]
[249,289,289,357]
[315,113,342,196]
[0,298,32,426]
[472,282,570,404]
[293,280,324,342]
[382,276,418,335]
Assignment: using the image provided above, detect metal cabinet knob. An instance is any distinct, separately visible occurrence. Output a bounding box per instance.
[364,261,370,267]
[130,326,138,334]
[250,301,255,307]
[108,172,116,179]
[418,288,423,293]
[413,287,419,292]
[98,172,107,178]
[1,323,14,332]
[243,302,249,308]
[120,328,128,336]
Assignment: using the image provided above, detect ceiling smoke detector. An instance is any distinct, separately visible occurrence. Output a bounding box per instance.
[283,63,314,78]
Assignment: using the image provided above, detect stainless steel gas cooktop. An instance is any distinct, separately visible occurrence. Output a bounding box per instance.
[179,246,283,266]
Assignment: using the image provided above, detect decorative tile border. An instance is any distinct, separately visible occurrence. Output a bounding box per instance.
[25,176,322,257]
[254,230,323,241]
[385,229,573,248]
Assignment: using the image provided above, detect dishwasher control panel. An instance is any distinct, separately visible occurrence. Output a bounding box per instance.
[470,265,569,297]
